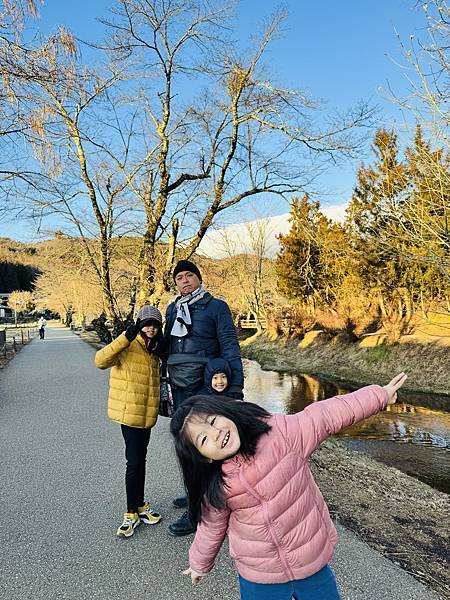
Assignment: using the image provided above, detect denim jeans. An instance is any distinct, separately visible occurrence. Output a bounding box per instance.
[121,424,151,512]
[239,565,342,600]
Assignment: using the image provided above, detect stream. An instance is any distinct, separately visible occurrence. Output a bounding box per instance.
[242,359,450,494]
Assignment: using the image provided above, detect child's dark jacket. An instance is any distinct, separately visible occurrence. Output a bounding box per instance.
[199,357,231,395]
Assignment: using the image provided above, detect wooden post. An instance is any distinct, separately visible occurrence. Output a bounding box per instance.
[0,329,5,357]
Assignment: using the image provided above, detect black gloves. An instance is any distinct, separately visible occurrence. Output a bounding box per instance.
[124,318,142,342]
[228,387,244,401]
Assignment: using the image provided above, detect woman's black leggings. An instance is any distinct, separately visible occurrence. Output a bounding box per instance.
[121,424,151,512]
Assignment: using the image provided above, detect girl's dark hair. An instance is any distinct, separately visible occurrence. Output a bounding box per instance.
[170,395,271,526]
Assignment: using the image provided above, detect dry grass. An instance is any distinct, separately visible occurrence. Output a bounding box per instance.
[312,440,450,599]
[241,335,450,395]
[75,329,104,350]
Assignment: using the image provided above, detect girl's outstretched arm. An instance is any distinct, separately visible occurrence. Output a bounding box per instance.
[283,373,407,459]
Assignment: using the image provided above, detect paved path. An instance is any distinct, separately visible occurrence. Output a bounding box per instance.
[0,325,443,600]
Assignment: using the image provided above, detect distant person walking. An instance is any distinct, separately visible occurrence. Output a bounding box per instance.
[95,305,167,538]
[38,316,47,339]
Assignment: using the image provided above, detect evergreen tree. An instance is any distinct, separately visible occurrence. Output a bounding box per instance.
[403,126,450,300]
[0,261,38,292]
[347,129,411,310]
[347,126,449,312]
[275,194,323,302]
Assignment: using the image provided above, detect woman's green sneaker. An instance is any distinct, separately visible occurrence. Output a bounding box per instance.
[138,502,162,525]
[117,512,140,537]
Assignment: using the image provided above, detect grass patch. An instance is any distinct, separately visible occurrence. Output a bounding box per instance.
[364,345,393,365]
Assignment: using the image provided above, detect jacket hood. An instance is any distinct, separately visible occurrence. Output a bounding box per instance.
[203,357,231,393]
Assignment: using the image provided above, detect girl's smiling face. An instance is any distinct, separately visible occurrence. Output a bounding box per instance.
[184,413,241,461]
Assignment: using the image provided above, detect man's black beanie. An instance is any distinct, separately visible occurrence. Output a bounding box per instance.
[173,259,202,282]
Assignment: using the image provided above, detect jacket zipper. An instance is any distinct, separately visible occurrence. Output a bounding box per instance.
[138,336,152,424]
[238,470,295,580]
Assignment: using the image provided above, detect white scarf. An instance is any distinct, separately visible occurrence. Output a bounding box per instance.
[170,285,207,337]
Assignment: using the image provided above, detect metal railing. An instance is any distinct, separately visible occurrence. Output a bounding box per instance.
[0,326,38,358]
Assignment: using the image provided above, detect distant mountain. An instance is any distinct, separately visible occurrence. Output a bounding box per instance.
[197,204,347,258]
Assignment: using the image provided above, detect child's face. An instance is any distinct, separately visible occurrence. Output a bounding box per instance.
[185,413,241,461]
[141,320,160,338]
[211,372,228,392]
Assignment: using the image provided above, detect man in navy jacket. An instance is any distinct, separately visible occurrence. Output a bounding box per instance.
[165,259,244,535]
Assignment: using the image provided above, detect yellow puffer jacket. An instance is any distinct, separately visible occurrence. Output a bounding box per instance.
[95,332,160,428]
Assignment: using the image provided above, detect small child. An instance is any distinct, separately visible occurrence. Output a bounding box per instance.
[170,372,407,600]
[200,358,231,396]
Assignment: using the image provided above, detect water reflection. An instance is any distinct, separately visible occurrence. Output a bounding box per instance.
[243,359,450,494]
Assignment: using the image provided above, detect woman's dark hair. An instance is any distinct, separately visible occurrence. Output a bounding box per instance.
[170,395,271,526]
[144,329,167,359]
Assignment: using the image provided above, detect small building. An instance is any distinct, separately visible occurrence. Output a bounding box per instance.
[0,293,13,319]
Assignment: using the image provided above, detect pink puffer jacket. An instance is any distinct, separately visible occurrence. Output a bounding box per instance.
[189,385,388,584]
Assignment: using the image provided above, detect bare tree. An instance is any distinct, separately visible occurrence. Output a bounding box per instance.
[34,261,103,326]
[1,0,376,317]
[102,0,376,303]
[0,0,41,220]
[0,24,152,323]
[215,217,280,336]
[7,289,33,322]
[386,0,449,271]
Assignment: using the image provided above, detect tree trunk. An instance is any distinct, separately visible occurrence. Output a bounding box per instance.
[378,291,387,317]
[137,233,157,305]
[420,289,427,317]
[403,288,412,321]
[100,246,117,323]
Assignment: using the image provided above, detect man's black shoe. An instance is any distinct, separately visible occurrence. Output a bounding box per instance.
[168,511,196,537]
[172,495,188,509]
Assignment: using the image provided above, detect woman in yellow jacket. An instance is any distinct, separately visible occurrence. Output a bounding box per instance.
[95,305,166,538]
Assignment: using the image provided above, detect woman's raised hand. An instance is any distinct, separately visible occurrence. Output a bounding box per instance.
[382,372,407,405]
[124,318,141,342]
[183,567,206,585]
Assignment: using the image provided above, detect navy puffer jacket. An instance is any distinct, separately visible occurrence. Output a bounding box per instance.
[165,292,243,393]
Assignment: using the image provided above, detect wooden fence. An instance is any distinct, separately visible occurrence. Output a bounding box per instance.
[238,317,267,330]
[0,326,38,358]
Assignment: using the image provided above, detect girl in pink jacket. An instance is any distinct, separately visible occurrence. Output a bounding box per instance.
[170,372,407,600]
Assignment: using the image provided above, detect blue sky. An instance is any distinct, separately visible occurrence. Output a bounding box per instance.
[5,0,426,240]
